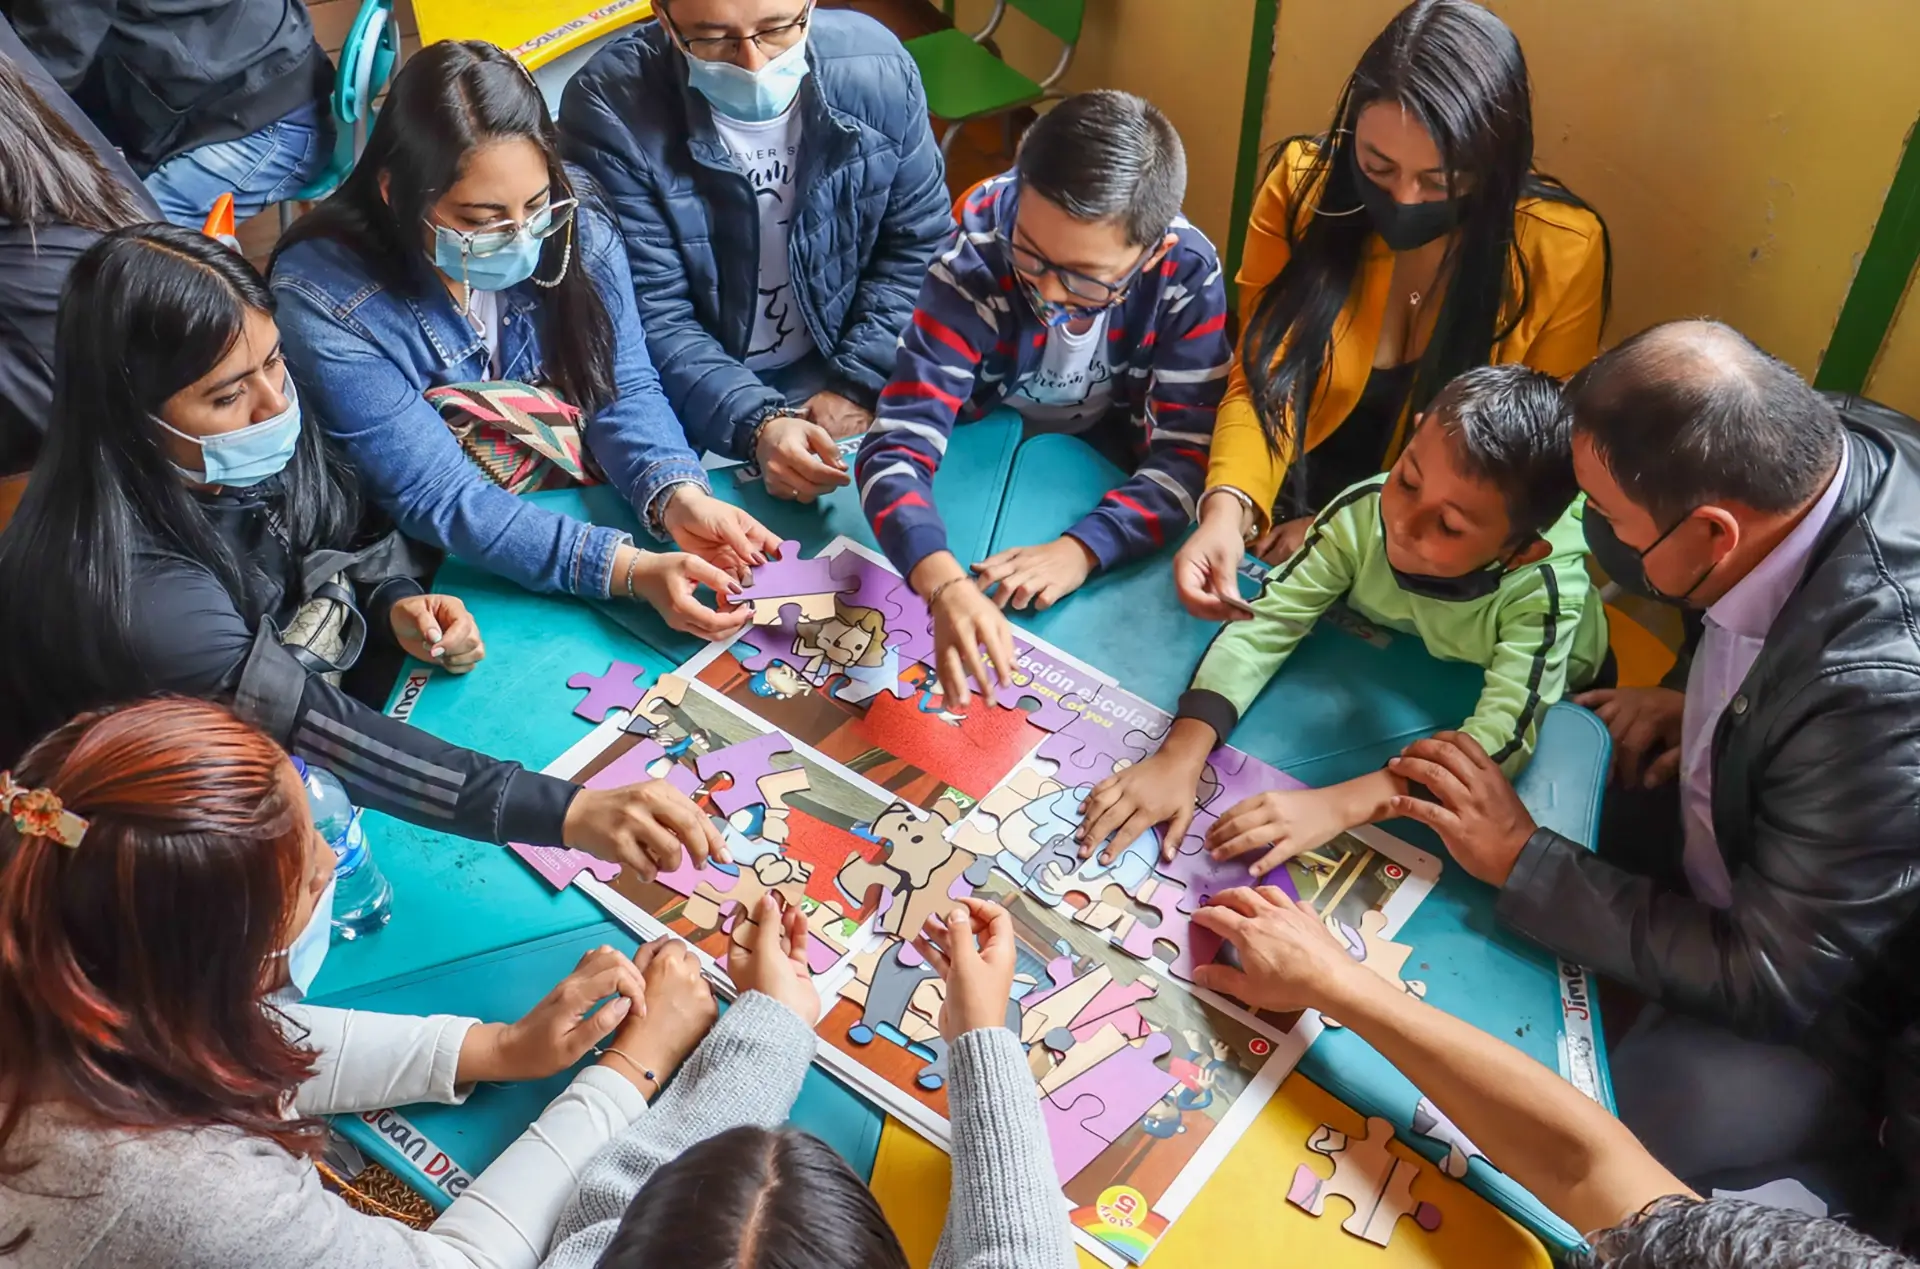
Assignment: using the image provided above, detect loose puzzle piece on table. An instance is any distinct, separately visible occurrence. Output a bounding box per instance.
[1041,1030,1178,1184]
[1320,909,1427,1029]
[1412,1097,1486,1180]
[567,659,650,722]
[1287,1115,1443,1246]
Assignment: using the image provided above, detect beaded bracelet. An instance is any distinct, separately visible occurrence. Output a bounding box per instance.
[599,1045,658,1089]
[622,549,643,600]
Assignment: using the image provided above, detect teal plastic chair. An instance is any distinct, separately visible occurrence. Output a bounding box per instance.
[278,0,401,229]
[906,0,1085,156]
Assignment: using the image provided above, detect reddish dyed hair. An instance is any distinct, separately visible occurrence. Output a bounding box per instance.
[0,698,320,1181]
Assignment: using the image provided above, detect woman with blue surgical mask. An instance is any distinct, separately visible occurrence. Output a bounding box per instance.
[0,696,732,1267]
[273,40,778,640]
[0,225,731,887]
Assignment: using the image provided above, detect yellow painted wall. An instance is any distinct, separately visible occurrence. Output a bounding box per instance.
[949,0,1258,248]
[1257,1,1920,407]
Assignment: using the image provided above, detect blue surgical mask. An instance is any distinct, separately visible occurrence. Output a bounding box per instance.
[431,203,558,293]
[684,31,809,123]
[276,877,335,1000]
[157,376,302,488]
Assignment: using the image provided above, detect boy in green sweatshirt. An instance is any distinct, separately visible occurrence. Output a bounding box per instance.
[1078,364,1609,879]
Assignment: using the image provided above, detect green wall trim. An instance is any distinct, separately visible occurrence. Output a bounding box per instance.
[1225,0,1281,295]
[1816,115,1920,395]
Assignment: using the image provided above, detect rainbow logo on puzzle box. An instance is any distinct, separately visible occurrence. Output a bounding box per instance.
[1074,1186,1170,1263]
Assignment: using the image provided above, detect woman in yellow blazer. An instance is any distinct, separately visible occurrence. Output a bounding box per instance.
[1174,0,1610,620]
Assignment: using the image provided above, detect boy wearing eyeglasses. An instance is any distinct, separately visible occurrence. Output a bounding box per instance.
[855,90,1231,707]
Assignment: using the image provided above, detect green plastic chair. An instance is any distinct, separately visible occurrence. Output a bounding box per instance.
[906,0,1085,156]
[278,0,402,229]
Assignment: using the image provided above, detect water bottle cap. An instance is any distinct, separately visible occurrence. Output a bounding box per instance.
[290,756,309,779]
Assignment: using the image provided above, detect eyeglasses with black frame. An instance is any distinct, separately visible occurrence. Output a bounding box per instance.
[996,231,1156,307]
[663,1,814,63]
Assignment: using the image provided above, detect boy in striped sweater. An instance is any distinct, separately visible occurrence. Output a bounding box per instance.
[1077,365,1610,878]
[854,90,1231,705]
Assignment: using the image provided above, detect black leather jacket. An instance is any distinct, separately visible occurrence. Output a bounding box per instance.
[1497,401,1920,1217]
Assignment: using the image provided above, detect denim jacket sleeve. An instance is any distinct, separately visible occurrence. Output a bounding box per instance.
[560,80,783,461]
[273,275,628,599]
[576,208,712,532]
[827,63,952,401]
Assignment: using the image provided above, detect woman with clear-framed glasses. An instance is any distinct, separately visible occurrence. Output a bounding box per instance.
[272,41,779,641]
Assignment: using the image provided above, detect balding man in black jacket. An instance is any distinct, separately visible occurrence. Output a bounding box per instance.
[1389,320,1920,1231]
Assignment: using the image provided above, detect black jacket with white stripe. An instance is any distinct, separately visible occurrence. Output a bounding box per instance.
[3,478,578,846]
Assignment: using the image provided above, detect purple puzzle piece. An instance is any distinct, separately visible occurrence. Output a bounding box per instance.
[508,842,624,891]
[1005,640,1105,733]
[1037,683,1167,777]
[829,549,936,670]
[1040,1031,1178,1182]
[734,539,849,607]
[693,732,797,818]
[567,660,650,722]
[587,737,702,798]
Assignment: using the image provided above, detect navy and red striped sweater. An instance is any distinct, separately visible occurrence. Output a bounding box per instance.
[855,174,1232,577]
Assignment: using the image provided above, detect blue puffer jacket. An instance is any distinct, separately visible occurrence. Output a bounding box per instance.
[558,11,952,460]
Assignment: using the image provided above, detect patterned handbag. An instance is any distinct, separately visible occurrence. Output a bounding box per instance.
[423,380,601,495]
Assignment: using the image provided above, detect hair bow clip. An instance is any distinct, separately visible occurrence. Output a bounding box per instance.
[0,771,88,848]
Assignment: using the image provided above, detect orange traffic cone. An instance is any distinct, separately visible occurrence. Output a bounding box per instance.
[202,192,240,251]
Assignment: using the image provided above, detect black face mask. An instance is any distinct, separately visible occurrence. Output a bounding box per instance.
[1390,558,1509,603]
[1349,146,1466,252]
[1583,509,1711,606]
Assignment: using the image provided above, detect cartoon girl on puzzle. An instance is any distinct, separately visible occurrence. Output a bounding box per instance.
[749,600,894,700]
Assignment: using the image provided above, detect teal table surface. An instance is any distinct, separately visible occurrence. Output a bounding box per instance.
[311,414,1024,1000]
[312,921,885,1210]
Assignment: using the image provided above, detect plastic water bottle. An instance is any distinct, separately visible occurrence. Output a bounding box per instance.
[292,758,393,941]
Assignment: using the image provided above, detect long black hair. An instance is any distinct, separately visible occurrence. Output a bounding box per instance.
[1242,0,1609,516]
[0,226,357,754]
[0,55,146,232]
[273,40,617,412]
[598,1126,908,1269]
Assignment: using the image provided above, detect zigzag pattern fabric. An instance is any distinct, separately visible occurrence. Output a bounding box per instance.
[426,380,599,495]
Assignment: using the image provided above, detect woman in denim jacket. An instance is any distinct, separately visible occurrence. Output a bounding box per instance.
[272,41,776,640]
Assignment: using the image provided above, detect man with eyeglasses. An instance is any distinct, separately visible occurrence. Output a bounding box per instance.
[854,90,1231,711]
[559,0,949,502]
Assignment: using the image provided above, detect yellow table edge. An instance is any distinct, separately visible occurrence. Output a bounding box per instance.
[413,0,654,71]
[868,1077,1553,1269]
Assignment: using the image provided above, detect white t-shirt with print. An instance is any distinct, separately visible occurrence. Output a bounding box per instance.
[711,103,817,371]
[1007,309,1117,433]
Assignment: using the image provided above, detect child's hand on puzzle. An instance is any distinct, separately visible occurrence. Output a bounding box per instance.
[389,592,485,672]
[972,536,1097,612]
[1077,747,1209,864]
[727,892,822,1025]
[922,565,1017,708]
[913,898,1017,1044]
[1205,786,1357,879]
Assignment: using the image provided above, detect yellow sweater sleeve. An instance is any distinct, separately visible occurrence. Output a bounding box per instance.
[1206,158,1301,532]
[1517,209,1609,378]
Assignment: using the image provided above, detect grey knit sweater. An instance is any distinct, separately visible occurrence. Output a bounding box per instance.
[540,991,1077,1269]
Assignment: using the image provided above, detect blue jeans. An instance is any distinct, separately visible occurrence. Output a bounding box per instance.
[144,100,331,228]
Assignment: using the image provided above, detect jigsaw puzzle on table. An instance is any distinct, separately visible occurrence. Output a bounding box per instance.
[521,537,1444,1266]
